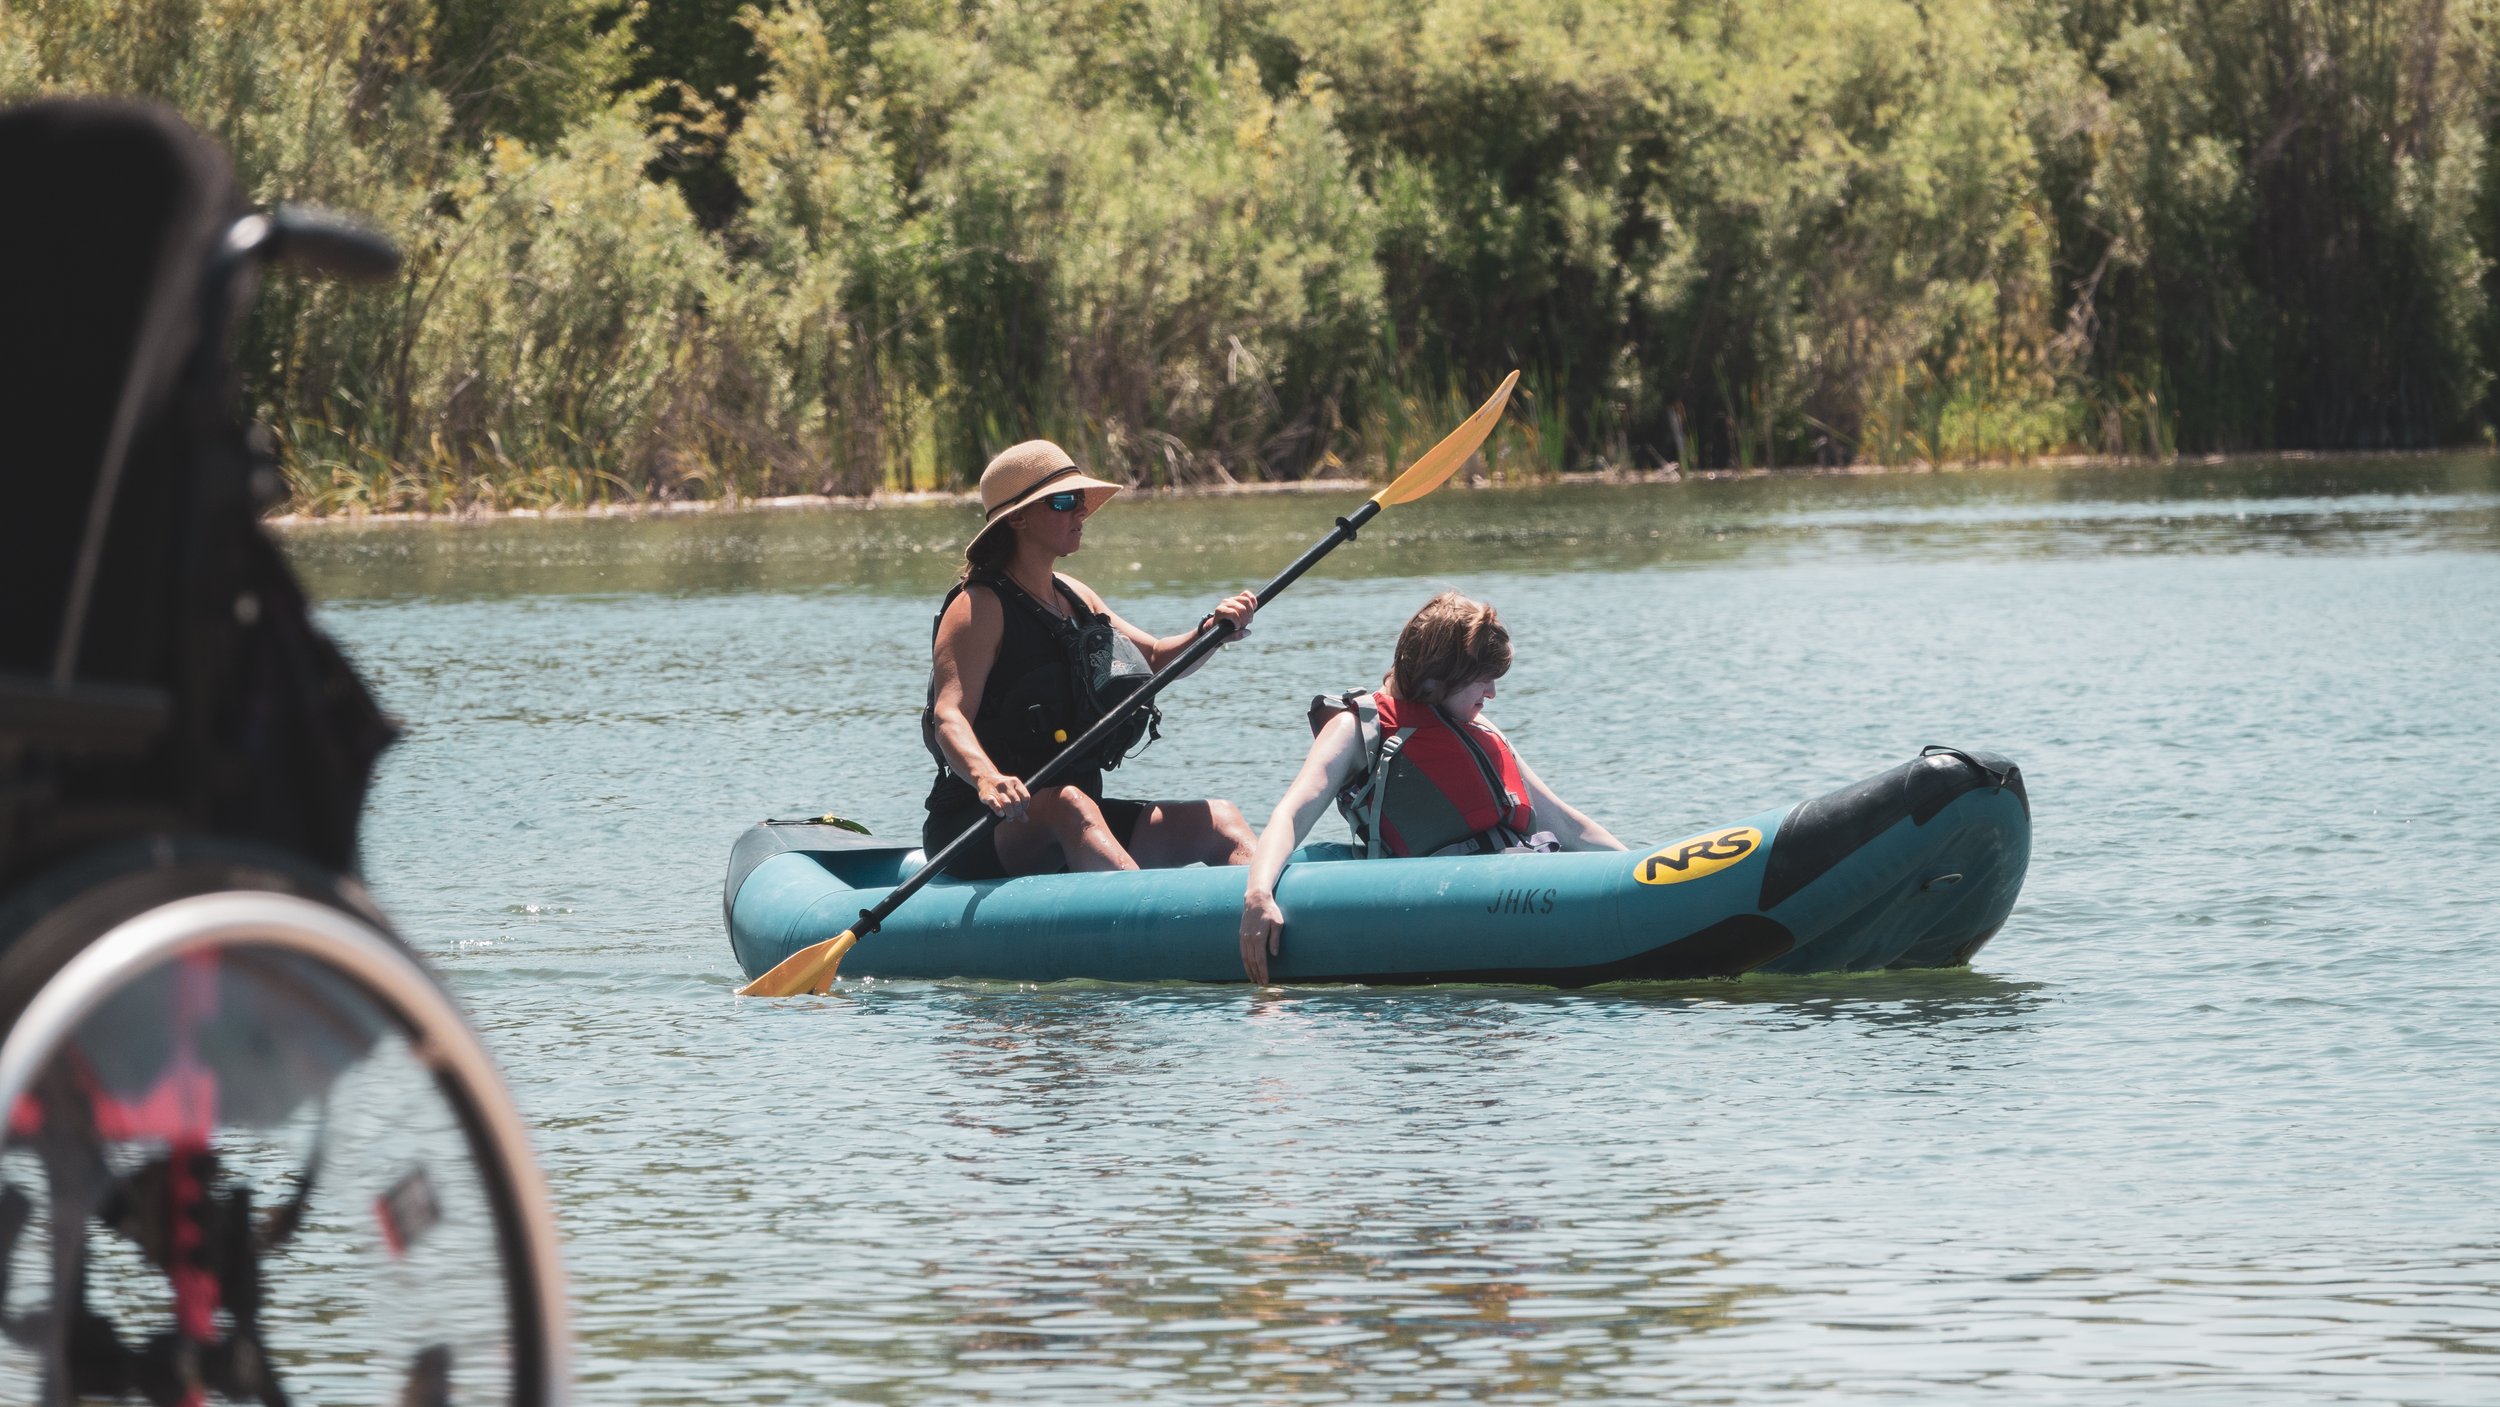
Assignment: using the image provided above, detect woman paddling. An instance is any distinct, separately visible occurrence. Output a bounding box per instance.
[1236,592,1624,983]
[923,440,1259,879]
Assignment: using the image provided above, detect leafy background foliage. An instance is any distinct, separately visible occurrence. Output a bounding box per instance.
[6,0,2495,510]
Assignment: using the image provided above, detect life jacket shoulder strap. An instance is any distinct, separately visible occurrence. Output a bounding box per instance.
[1307,688,1375,742]
[980,571,1092,635]
[1310,690,1412,858]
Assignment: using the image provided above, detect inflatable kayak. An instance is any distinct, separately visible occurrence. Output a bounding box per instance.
[725,747,2030,987]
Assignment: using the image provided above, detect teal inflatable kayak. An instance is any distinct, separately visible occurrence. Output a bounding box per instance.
[724,747,2030,987]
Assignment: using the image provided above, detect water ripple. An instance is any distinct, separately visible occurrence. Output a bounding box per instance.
[290,458,2500,1403]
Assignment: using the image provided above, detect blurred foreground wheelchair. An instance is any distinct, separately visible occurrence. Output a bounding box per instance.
[0,101,567,1404]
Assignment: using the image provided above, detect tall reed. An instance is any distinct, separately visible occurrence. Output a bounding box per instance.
[5,0,2496,513]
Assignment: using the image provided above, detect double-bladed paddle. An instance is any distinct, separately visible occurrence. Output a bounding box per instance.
[737,370,1521,997]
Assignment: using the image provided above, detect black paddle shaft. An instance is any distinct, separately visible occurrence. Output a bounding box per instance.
[850,498,1388,938]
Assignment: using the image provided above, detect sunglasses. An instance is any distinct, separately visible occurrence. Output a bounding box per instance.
[1042,489,1086,512]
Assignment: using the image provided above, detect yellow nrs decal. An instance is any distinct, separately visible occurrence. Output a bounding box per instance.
[1635,826,1762,886]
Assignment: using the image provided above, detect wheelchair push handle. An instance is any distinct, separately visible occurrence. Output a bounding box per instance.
[221,204,401,282]
[190,207,399,394]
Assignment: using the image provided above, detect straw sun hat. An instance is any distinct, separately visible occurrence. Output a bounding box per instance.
[969,440,1123,550]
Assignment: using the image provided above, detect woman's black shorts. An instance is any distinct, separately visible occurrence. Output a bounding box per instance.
[921,794,1150,880]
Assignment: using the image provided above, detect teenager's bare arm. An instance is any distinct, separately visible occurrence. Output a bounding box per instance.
[1518,758,1626,852]
[1238,713,1365,982]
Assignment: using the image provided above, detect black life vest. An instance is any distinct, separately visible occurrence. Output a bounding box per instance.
[1308,690,1535,858]
[922,572,1158,781]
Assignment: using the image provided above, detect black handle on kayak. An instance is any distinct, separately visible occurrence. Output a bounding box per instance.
[850,497,1388,943]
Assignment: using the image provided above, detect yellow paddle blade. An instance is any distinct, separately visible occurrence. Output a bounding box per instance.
[804,931,859,995]
[735,928,857,998]
[1371,370,1520,507]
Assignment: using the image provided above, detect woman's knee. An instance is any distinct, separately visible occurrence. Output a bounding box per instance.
[1208,799,1252,841]
[1027,785,1105,832]
[1206,799,1255,861]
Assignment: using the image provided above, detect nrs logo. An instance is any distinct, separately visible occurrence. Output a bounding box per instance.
[1635,826,1762,886]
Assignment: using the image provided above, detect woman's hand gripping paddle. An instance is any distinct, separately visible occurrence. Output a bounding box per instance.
[736,371,1521,997]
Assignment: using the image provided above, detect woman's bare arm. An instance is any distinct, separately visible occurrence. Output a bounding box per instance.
[1067,576,1257,676]
[929,586,1031,819]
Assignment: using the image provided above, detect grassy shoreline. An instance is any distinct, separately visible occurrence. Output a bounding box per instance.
[261,446,2489,530]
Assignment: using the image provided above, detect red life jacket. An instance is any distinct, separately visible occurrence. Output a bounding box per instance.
[1309,690,1534,857]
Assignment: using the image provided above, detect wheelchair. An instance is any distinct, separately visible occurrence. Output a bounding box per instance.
[0,100,569,1404]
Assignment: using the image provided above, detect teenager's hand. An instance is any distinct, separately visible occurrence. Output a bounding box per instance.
[1239,888,1285,985]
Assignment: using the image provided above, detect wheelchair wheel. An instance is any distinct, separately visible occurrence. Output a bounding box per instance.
[0,841,567,1406]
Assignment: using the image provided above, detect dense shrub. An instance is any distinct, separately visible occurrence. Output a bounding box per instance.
[5,0,2496,510]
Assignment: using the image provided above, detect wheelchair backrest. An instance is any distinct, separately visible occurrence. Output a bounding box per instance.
[0,99,394,888]
[0,99,237,688]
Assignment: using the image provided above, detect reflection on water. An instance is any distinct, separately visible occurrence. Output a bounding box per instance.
[284,453,2500,604]
[285,454,2500,1403]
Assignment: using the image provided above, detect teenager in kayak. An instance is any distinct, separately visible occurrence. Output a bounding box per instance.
[1236,591,1625,982]
[923,440,1260,879]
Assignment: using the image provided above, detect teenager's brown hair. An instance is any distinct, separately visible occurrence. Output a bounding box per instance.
[1385,592,1511,704]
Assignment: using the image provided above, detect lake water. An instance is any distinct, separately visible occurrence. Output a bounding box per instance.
[284,455,2500,1404]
